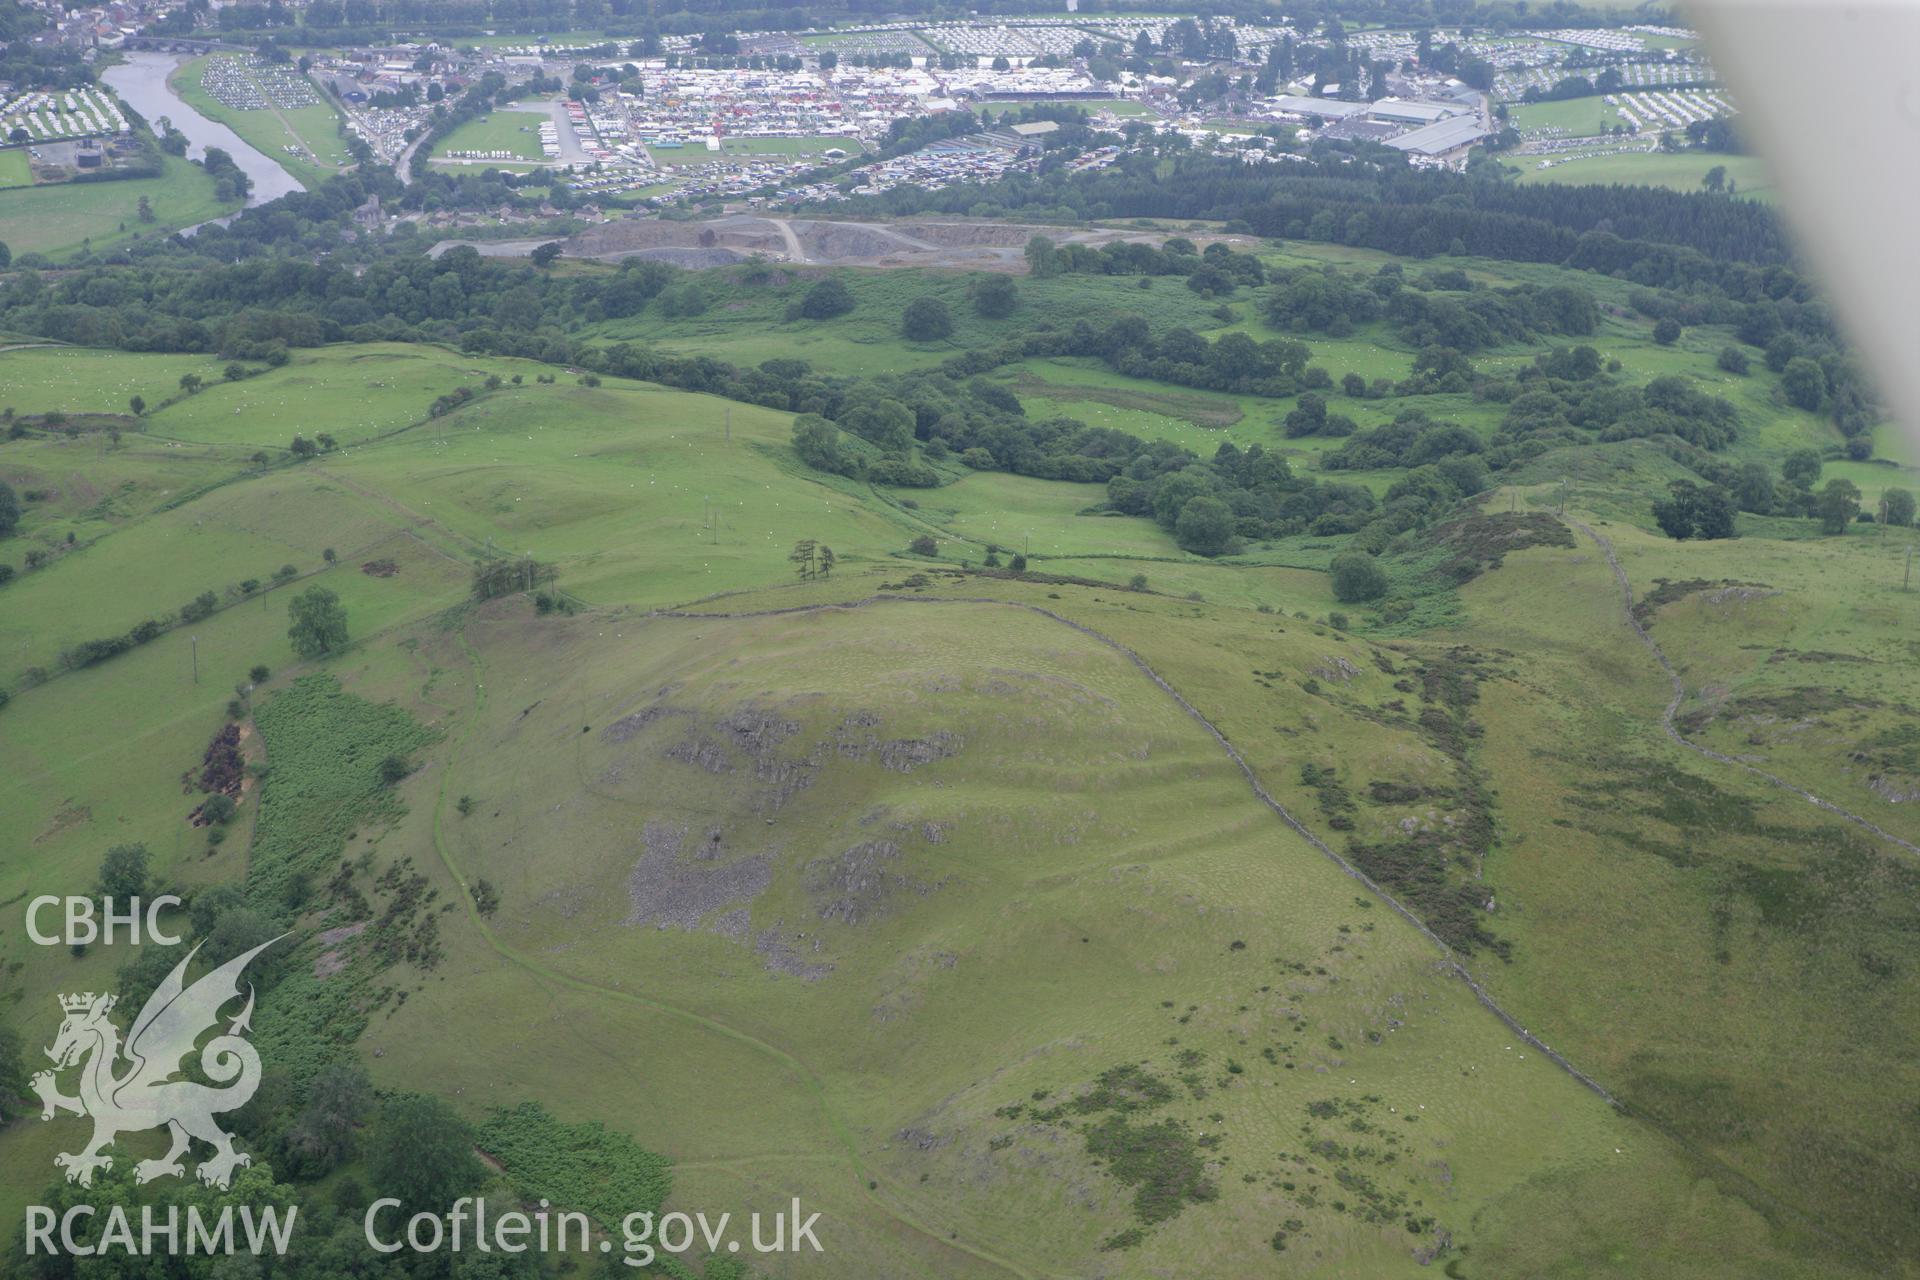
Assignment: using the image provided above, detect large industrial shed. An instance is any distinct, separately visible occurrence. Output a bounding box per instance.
[1367,98,1463,125]
[1384,115,1493,164]
[1268,95,1369,119]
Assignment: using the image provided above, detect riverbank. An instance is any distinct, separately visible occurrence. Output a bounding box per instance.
[103,51,306,205]
[167,54,352,190]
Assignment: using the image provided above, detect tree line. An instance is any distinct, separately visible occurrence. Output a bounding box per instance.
[806,149,1791,288]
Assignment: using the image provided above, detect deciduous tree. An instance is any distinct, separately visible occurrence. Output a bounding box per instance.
[1782,448,1823,490]
[94,842,150,901]
[799,277,855,319]
[1781,357,1827,411]
[287,587,348,659]
[1816,478,1860,534]
[970,273,1018,318]
[901,296,953,341]
[367,1094,482,1213]
[1330,550,1387,601]
[1175,496,1234,556]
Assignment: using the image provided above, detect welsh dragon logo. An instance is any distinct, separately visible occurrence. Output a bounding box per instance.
[32,937,283,1190]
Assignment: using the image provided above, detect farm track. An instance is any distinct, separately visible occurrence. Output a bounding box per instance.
[1573,520,1920,859]
[430,627,1041,1280]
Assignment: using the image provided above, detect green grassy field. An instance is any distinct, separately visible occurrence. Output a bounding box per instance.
[0,148,31,190]
[644,136,863,167]
[429,107,551,163]
[172,56,351,189]
[1516,149,1776,198]
[1509,94,1628,136]
[715,135,861,157]
[0,152,236,258]
[1058,97,1158,117]
[0,347,232,417]
[428,158,548,174]
[137,343,550,449]
[447,32,618,49]
[2,214,1917,1278]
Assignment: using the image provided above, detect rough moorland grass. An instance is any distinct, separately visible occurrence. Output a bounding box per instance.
[1601,515,1920,848]
[1452,526,1920,1270]
[0,275,1903,1280]
[365,598,1656,1278]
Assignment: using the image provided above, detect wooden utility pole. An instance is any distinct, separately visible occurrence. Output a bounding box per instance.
[1906,544,1914,592]
[191,635,199,684]
[725,405,731,442]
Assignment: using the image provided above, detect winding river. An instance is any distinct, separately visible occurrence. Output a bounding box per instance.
[102,52,305,207]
